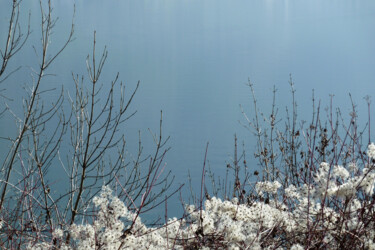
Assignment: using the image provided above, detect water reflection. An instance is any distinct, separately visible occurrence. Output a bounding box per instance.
[0,0,375,218]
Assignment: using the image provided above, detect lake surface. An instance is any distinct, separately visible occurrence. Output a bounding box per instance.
[1,0,375,218]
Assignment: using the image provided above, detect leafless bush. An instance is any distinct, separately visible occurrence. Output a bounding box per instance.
[201,76,375,248]
[0,1,175,248]
[1,1,375,249]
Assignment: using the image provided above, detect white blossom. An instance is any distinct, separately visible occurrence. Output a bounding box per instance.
[255,180,281,195]
[290,244,304,250]
[27,143,375,249]
[367,143,375,159]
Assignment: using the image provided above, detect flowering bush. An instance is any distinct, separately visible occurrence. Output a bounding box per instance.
[1,2,374,249]
[25,143,375,249]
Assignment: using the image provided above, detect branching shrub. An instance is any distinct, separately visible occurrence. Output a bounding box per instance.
[29,142,375,249]
[1,1,375,250]
[0,1,174,248]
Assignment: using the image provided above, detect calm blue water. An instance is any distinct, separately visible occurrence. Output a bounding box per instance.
[1,0,375,218]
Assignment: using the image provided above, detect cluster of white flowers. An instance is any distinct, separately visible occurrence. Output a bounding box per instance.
[255,180,282,196]
[312,159,375,199]
[187,196,297,248]
[367,142,375,159]
[26,143,375,249]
